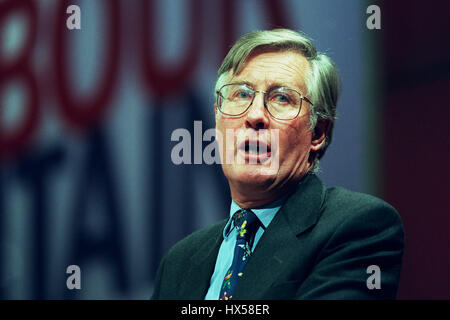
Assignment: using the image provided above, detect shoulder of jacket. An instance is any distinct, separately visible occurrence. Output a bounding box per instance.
[314,185,403,235]
[324,185,398,214]
[165,219,227,260]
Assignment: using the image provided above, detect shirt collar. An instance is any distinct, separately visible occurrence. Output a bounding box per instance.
[223,195,288,239]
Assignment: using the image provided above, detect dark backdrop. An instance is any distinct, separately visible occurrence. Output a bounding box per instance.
[383,0,450,299]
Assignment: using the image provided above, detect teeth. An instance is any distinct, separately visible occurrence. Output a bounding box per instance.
[246,142,258,153]
[244,142,269,154]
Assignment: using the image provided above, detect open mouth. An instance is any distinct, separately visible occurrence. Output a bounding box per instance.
[238,139,271,163]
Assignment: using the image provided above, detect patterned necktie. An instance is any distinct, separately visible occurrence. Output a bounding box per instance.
[219,209,260,300]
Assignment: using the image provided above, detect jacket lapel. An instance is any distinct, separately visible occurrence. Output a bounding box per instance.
[177,221,226,299]
[232,174,326,299]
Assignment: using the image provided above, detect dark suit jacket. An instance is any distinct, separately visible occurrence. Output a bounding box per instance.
[152,174,404,299]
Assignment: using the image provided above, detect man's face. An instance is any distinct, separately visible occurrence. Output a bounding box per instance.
[215,50,323,203]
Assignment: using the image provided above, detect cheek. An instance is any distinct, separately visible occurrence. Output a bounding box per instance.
[216,118,240,158]
[278,122,312,159]
[216,117,242,139]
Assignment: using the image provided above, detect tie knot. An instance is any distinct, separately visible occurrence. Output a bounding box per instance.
[233,209,259,240]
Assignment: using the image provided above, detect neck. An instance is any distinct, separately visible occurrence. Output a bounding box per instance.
[229,179,299,209]
[229,161,314,209]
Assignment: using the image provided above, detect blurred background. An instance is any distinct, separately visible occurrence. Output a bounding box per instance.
[0,0,448,299]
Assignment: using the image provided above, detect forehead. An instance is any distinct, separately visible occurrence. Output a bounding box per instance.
[230,50,310,92]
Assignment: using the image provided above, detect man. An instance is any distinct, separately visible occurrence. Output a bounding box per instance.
[152,29,404,300]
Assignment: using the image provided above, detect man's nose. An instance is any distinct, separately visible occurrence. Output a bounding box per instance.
[245,92,270,130]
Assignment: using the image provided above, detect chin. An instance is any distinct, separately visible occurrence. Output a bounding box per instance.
[224,164,278,188]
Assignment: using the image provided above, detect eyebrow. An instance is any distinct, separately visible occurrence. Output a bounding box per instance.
[228,80,299,91]
[227,80,303,93]
[227,80,255,88]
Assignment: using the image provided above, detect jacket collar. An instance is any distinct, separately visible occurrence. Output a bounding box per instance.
[232,173,326,299]
[281,173,326,236]
[178,221,226,299]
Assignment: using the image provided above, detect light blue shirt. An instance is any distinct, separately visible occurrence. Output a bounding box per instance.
[204,196,286,300]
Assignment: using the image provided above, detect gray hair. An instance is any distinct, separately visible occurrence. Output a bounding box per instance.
[214,28,339,171]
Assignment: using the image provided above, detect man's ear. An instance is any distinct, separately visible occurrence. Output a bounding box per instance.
[311,120,330,152]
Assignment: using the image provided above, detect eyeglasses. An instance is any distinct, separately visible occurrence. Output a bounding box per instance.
[216,83,313,120]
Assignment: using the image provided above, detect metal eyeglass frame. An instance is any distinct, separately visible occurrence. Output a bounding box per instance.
[216,83,313,120]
